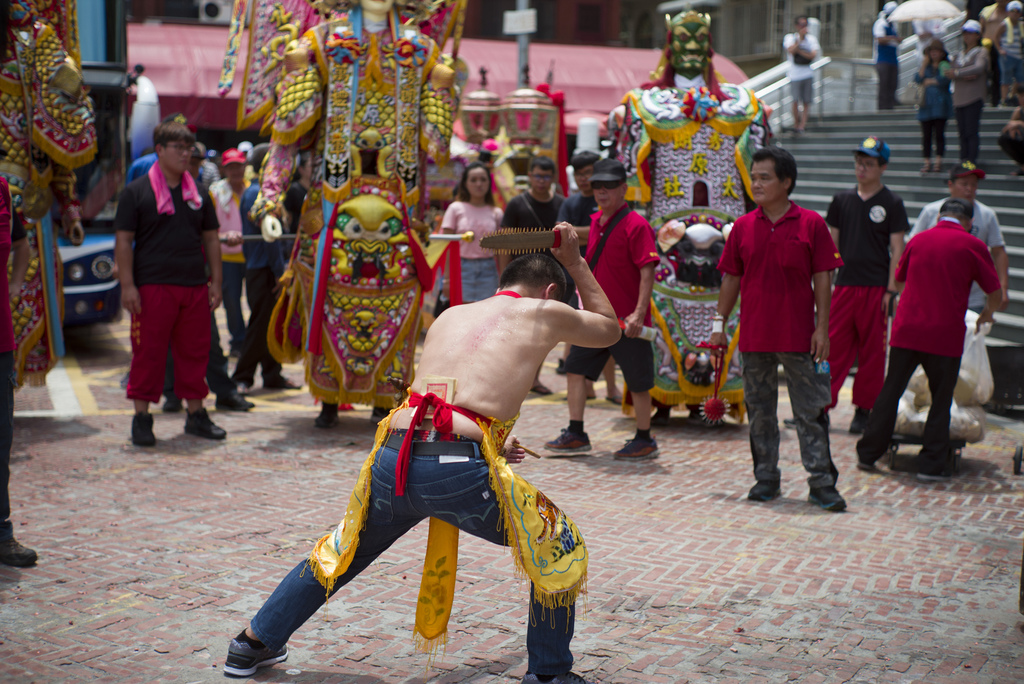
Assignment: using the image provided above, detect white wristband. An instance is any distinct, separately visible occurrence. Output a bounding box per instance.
[712,320,724,334]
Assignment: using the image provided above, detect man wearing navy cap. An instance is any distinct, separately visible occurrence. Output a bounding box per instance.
[823,137,909,434]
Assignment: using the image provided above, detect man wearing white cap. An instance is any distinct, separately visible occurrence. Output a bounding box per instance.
[875,2,902,109]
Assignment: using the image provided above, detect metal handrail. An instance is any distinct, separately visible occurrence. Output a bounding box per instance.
[736,12,969,131]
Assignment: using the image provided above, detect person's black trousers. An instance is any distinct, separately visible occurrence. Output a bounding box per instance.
[164,312,235,401]
[998,132,1024,165]
[955,100,983,163]
[877,62,899,109]
[857,346,961,476]
[231,267,283,387]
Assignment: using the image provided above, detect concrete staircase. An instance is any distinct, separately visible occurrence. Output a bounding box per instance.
[776,109,1024,346]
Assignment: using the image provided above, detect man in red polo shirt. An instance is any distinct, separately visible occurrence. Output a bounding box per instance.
[711,147,846,511]
[545,158,661,461]
[856,198,1001,482]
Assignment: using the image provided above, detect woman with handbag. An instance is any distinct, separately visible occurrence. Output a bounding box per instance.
[950,21,990,163]
[915,39,954,174]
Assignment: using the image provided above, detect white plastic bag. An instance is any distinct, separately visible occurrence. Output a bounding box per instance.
[950,402,987,443]
[955,311,993,406]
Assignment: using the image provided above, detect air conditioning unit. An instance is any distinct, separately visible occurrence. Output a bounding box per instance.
[199,0,233,24]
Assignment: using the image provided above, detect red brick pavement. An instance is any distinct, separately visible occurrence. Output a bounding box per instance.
[3,365,1024,683]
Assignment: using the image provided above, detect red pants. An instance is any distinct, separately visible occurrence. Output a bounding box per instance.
[828,285,887,410]
[127,284,210,404]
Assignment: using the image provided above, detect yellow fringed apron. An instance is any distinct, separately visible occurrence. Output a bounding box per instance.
[309,406,588,656]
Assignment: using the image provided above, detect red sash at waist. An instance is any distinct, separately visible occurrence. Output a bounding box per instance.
[394,392,493,496]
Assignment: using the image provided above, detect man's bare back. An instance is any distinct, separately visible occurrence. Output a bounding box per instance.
[391,225,620,440]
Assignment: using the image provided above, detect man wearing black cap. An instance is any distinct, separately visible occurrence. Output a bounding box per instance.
[857,198,1002,481]
[910,161,1010,313]
[823,137,909,435]
[545,158,661,461]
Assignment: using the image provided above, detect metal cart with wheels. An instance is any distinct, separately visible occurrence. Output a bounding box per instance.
[887,434,966,474]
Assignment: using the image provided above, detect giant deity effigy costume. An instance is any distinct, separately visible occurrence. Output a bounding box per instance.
[613,10,769,420]
[2,0,97,386]
[219,0,462,411]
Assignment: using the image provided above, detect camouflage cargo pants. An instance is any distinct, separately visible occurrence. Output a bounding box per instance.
[742,352,839,488]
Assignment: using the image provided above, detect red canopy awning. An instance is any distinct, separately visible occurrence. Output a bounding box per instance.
[128,23,748,132]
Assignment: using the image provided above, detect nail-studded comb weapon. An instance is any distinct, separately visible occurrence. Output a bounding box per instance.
[479,227,589,255]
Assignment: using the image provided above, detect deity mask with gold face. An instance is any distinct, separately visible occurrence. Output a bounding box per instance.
[667,11,712,80]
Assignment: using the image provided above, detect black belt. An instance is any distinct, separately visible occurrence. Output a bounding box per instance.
[384,432,481,458]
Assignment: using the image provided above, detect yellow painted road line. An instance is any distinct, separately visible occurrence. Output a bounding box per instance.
[63,354,99,416]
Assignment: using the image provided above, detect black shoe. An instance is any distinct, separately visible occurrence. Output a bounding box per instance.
[856,458,880,473]
[162,396,183,413]
[849,407,870,434]
[808,485,847,511]
[783,418,797,429]
[263,376,300,390]
[0,538,38,567]
[223,638,288,677]
[215,392,255,412]
[315,402,339,428]
[131,413,156,446]
[184,408,227,440]
[747,480,781,501]
[651,406,671,427]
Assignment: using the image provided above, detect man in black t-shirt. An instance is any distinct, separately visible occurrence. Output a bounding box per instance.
[500,156,564,395]
[826,137,908,434]
[114,121,228,447]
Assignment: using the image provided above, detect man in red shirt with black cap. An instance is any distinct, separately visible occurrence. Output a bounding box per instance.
[856,198,1001,482]
[545,158,661,461]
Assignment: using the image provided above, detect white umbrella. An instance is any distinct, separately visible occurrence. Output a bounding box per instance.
[887,0,963,22]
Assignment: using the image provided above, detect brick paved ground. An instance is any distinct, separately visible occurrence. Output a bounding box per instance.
[4,332,1024,682]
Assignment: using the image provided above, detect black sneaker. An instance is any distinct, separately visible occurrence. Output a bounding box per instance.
[223,637,288,677]
[131,413,156,446]
[808,485,847,511]
[0,538,38,567]
[184,408,227,440]
[315,402,339,428]
[849,407,870,434]
[263,376,300,390]
[747,480,781,501]
[856,458,880,473]
[651,406,671,426]
[522,672,592,684]
[215,392,255,411]
[162,396,183,413]
[544,429,592,455]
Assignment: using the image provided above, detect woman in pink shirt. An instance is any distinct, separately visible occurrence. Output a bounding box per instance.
[441,162,502,302]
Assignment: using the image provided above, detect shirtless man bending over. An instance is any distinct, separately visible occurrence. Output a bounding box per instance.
[223,224,619,684]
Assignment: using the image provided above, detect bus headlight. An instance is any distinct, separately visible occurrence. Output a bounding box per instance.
[91,255,115,280]
[68,263,86,281]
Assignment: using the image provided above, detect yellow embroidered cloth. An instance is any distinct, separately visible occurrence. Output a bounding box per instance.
[308,407,588,654]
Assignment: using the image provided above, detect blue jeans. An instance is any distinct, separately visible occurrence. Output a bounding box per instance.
[999,53,1024,86]
[0,351,15,542]
[221,260,247,351]
[460,257,499,303]
[248,443,575,675]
